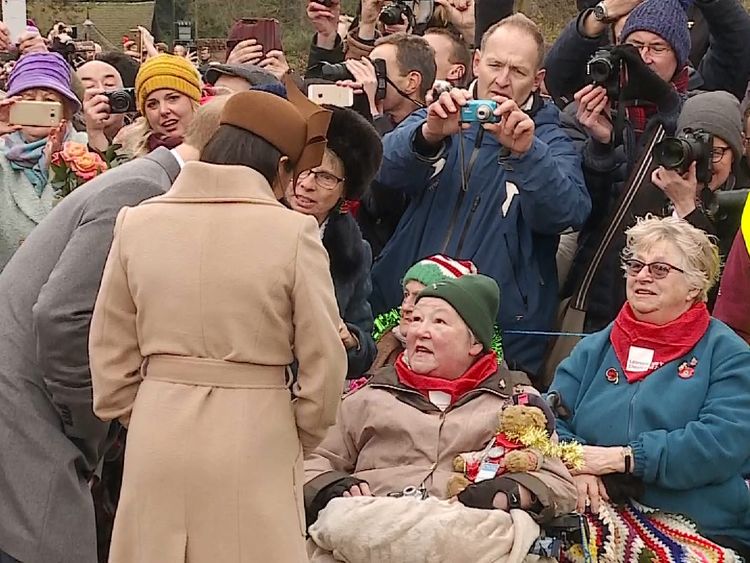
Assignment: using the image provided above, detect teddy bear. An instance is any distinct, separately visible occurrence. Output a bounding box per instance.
[447,404,567,498]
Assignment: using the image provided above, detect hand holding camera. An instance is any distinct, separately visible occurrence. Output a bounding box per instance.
[574,84,612,144]
[483,97,536,156]
[422,88,473,145]
[340,58,381,116]
[83,89,112,131]
[651,162,699,217]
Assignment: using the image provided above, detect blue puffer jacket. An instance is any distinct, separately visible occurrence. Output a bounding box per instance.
[370,99,591,375]
[550,319,750,545]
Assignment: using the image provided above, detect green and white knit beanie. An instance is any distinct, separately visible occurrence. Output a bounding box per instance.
[402,254,478,287]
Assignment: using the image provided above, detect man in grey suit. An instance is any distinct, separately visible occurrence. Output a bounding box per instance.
[0,96,228,563]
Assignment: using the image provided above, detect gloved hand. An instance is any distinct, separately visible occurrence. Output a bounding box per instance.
[457,477,520,510]
[307,476,369,526]
[612,44,681,112]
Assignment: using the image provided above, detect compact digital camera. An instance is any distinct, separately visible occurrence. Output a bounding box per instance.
[652,129,714,185]
[586,48,621,99]
[105,88,138,114]
[460,100,499,124]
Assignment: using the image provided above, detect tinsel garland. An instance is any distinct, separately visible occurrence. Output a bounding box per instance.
[503,426,585,472]
[372,308,505,360]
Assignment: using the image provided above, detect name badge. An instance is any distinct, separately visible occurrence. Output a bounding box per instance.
[476,462,501,482]
[626,346,654,372]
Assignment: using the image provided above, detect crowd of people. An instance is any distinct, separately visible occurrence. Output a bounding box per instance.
[0,0,749,561]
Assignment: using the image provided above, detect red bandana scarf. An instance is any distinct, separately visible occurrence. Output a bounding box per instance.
[394,351,498,404]
[610,301,710,383]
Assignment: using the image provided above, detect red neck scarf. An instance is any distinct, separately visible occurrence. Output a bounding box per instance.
[610,301,710,383]
[394,351,498,404]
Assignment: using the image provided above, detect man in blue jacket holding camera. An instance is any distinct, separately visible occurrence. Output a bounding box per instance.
[370,13,591,379]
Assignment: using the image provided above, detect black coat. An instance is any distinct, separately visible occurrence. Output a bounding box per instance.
[322,212,377,379]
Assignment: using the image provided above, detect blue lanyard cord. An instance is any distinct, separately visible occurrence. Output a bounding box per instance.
[579,514,594,563]
[503,330,591,338]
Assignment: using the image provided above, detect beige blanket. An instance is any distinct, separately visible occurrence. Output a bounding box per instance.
[308,496,547,563]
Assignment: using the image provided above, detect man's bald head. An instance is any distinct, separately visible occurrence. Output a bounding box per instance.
[76,60,123,92]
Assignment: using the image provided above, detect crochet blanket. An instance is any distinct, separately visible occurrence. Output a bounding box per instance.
[561,501,740,563]
[308,496,543,563]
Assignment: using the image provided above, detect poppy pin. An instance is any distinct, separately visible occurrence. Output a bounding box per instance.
[678,357,698,379]
[606,367,619,384]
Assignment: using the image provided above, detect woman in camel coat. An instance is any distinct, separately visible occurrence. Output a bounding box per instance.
[89,87,347,562]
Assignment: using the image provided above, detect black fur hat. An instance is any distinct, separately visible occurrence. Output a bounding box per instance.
[324,105,383,201]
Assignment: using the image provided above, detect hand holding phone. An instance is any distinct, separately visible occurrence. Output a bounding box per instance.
[9,100,64,127]
[307,84,354,107]
[226,18,282,60]
[225,38,264,66]
[2,0,26,45]
[0,97,22,135]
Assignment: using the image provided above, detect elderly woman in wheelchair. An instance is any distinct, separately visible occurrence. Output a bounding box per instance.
[303,275,579,562]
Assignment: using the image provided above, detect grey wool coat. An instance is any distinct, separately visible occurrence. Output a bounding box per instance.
[0,148,180,563]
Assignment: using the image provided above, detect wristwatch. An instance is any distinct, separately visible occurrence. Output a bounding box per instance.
[592,1,613,23]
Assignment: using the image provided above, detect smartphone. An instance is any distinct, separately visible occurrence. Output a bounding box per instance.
[307,84,354,107]
[129,28,143,62]
[2,0,26,44]
[9,101,63,127]
[226,18,282,56]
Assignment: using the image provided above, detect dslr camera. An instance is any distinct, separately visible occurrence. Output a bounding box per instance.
[587,48,621,99]
[652,129,714,185]
[319,59,388,100]
[105,88,138,114]
[379,0,414,26]
[460,100,499,124]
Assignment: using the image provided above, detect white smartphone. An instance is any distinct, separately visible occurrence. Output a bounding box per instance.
[9,101,63,127]
[2,0,26,44]
[307,84,354,108]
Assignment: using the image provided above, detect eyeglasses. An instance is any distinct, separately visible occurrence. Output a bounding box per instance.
[625,40,672,56]
[298,169,345,190]
[623,259,684,280]
[711,146,731,163]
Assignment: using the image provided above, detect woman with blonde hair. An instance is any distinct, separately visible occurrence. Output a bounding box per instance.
[116,54,202,158]
[549,215,750,557]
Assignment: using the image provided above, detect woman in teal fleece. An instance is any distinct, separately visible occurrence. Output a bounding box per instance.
[549,215,750,555]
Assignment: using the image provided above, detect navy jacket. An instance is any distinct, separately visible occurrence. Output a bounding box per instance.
[370,99,591,375]
[323,212,377,379]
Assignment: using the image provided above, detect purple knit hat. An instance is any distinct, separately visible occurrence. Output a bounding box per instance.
[620,0,691,68]
[6,52,80,112]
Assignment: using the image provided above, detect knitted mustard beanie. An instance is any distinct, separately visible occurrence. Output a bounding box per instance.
[402,254,478,288]
[417,274,500,351]
[620,0,691,68]
[135,54,202,114]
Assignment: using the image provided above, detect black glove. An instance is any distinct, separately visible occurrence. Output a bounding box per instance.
[457,477,522,510]
[513,392,556,436]
[601,474,645,505]
[612,44,680,111]
[306,476,368,527]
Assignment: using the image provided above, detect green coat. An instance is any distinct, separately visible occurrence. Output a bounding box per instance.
[0,131,87,271]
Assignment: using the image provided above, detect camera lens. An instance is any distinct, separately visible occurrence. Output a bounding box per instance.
[108,92,131,113]
[475,105,492,122]
[320,62,354,82]
[653,138,692,171]
[587,58,613,85]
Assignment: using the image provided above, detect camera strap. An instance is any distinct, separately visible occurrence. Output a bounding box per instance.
[386,77,426,109]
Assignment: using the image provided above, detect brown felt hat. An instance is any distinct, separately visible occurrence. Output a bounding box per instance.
[219,74,332,176]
